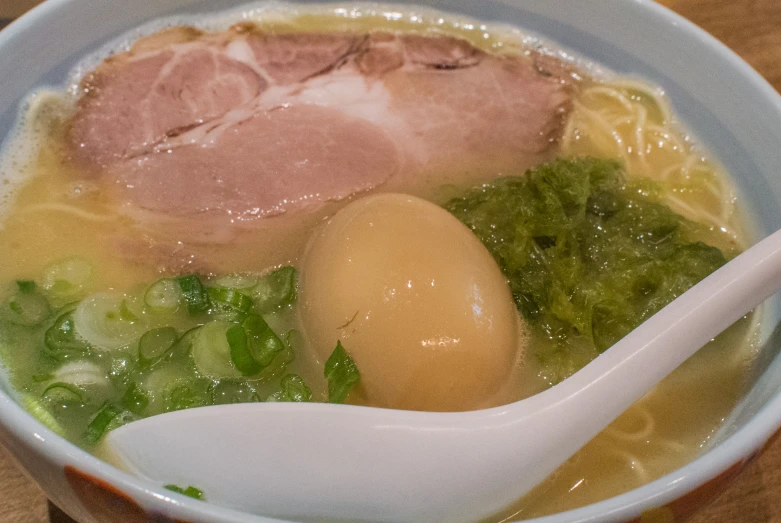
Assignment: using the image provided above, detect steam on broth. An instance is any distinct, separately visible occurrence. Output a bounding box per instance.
[0,4,759,521]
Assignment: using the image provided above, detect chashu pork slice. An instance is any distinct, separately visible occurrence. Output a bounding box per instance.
[67,25,573,218]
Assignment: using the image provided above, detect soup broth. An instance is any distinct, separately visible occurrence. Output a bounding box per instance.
[0,4,760,521]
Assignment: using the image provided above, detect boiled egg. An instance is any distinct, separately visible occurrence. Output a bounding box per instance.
[300,193,523,411]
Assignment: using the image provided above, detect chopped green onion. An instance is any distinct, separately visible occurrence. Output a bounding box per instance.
[122,383,148,415]
[267,374,312,402]
[138,327,178,368]
[53,361,108,389]
[74,292,146,350]
[144,278,182,313]
[164,379,210,412]
[208,287,253,313]
[167,325,200,361]
[324,341,360,404]
[41,258,92,299]
[243,314,284,368]
[32,373,55,383]
[105,410,137,433]
[191,321,240,379]
[85,402,120,444]
[21,395,65,436]
[226,324,262,376]
[119,299,140,322]
[16,280,36,293]
[213,273,258,290]
[176,275,209,315]
[251,266,297,313]
[164,484,205,500]
[139,366,190,414]
[42,382,83,404]
[44,310,90,357]
[2,290,50,326]
[209,380,259,405]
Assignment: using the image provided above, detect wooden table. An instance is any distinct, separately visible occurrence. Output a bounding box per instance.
[2,1,781,522]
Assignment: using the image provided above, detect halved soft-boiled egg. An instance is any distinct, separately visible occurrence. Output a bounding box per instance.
[300,193,524,411]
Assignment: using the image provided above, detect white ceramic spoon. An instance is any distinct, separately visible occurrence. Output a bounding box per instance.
[106,228,781,523]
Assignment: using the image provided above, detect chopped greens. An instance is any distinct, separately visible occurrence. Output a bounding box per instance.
[73,292,145,350]
[445,157,729,384]
[2,288,50,327]
[40,258,93,301]
[16,280,37,293]
[208,287,253,313]
[144,278,182,313]
[164,380,210,413]
[0,265,357,447]
[213,273,258,291]
[251,266,297,313]
[268,374,312,402]
[243,314,285,368]
[176,275,210,315]
[165,484,205,500]
[324,341,361,404]
[122,383,149,415]
[224,314,287,376]
[42,382,83,404]
[227,324,260,376]
[44,309,90,358]
[138,327,178,368]
[22,395,65,436]
[85,402,121,445]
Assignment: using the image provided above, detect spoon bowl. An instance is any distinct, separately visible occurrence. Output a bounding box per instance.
[106,229,781,522]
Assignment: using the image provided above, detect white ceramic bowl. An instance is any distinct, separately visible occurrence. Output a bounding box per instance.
[2,1,781,522]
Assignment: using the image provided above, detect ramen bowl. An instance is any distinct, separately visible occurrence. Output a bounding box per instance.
[1,1,781,522]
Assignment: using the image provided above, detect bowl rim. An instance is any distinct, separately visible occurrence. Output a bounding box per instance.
[1,0,781,522]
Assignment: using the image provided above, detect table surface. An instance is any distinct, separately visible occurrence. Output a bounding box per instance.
[2,0,781,522]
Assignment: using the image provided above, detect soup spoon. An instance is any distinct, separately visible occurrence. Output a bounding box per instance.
[106,228,781,523]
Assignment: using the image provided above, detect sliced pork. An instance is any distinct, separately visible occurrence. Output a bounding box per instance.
[68,25,572,218]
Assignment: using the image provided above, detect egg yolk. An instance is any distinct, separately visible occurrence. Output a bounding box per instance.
[300,193,523,411]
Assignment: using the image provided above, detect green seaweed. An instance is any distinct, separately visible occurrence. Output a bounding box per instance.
[445,157,728,384]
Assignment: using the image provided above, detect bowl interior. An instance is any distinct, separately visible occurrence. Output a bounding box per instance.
[2,1,781,522]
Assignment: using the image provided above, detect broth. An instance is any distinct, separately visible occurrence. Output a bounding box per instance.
[0,4,760,521]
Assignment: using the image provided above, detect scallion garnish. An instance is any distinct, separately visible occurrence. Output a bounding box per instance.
[208,287,253,313]
[268,374,312,402]
[324,341,360,404]
[226,314,284,375]
[2,288,50,326]
[41,257,93,300]
[243,314,284,368]
[144,278,183,313]
[22,395,65,436]
[85,402,120,444]
[176,275,209,315]
[138,327,178,368]
[226,324,261,376]
[164,484,205,500]
[42,382,83,404]
[251,266,297,313]
[44,310,89,357]
[122,383,148,415]
[16,280,36,293]
[191,322,239,378]
[10,267,304,449]
[213,273,258,290]
[118,299,140,322]
[164,380,209,412]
